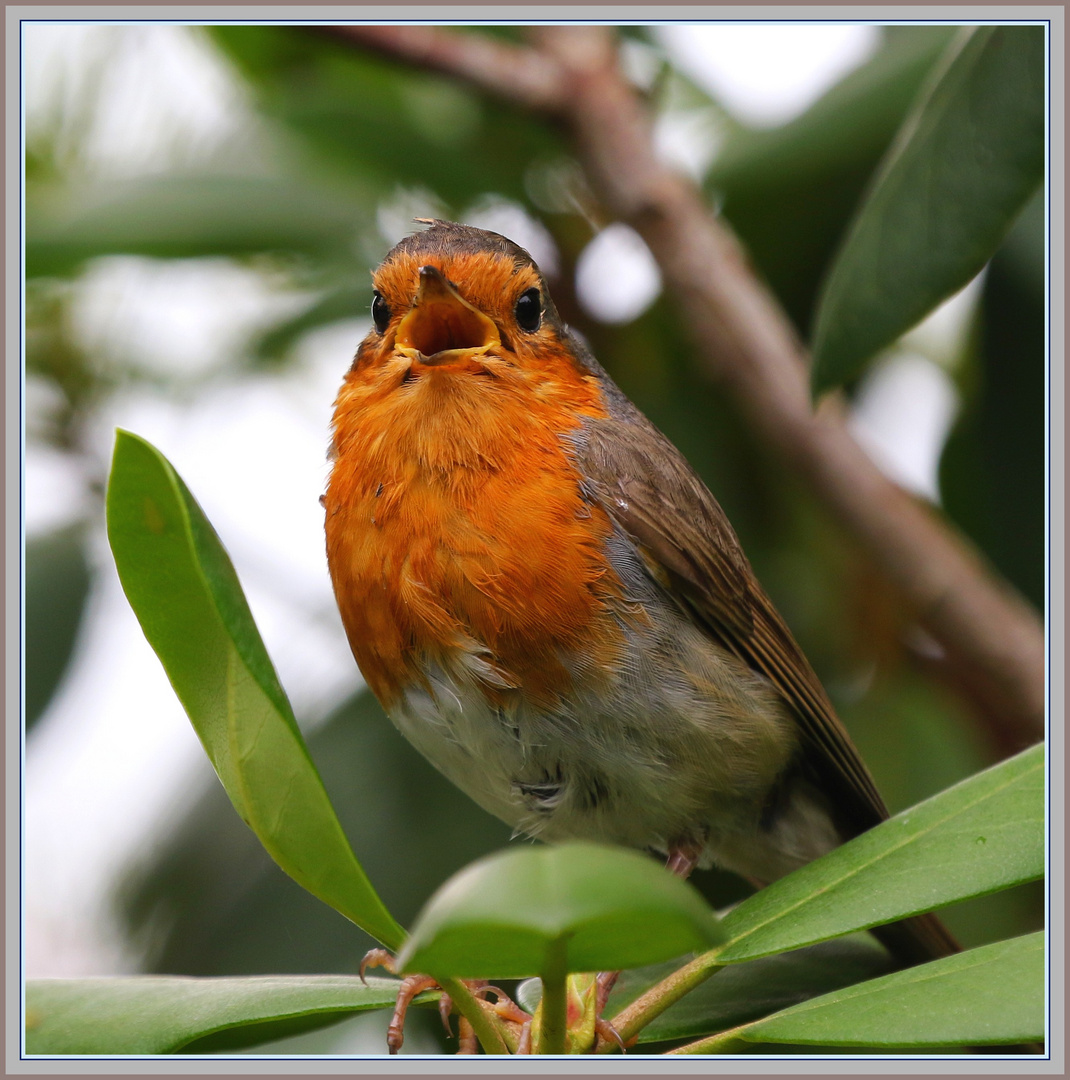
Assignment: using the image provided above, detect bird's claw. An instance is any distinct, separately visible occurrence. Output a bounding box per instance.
[360,948,439,1054]
[359,947,397,983]
[473,984,532,1026]
[595,1015,628,1053]
[386,974,440,1054]
[438,991,454,1034]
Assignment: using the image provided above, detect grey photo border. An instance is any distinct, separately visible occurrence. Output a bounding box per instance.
[5,6,1064,1078]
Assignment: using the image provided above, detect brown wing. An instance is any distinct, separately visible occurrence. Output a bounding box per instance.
[572,408,889,837]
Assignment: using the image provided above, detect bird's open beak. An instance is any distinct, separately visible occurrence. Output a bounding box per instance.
[394,265,501,366]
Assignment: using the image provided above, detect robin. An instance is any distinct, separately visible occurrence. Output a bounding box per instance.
[323,219,957,1050]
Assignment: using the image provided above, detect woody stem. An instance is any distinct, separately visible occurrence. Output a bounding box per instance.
[601,950,726,1051]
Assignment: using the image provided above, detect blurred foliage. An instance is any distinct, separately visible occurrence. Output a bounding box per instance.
[940,190,1046,611]
[24,22,1045,1000]
[27,175,368,278]
[25,523,91,730]
[25,279,103,446]
[206,27,565,209]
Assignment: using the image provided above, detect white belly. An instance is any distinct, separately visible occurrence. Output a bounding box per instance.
[386,602,836,883]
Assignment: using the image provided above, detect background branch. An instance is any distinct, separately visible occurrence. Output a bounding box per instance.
[329,24,1045,750]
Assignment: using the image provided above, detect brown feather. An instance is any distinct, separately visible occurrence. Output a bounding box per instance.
[566,347,959,964]
[571,409,889,835]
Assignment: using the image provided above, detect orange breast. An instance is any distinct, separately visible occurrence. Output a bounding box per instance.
[324,349,624,710]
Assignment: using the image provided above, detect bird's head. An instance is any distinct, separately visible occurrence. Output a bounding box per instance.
[355,220,571,380]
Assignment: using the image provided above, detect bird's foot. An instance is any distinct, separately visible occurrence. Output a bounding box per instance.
[665,837,704,879]
[360,949,532,1054]
[360,949,634,1054]
[360,949,441,1054]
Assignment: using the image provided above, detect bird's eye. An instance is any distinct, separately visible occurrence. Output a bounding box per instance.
[514,288,542,332]
[371,291,391,334]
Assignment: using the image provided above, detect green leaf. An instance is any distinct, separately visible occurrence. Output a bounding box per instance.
[717,743,1044,962]
[811,25,1045,393]
[25,975,423,1055]
[397,843,724,980]
[105,430,404,950]
[681,932,1045,1051]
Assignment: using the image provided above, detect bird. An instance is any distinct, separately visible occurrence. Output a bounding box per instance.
[323,219,958,1044]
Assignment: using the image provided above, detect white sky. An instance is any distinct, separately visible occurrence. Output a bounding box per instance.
[22,23,971,993]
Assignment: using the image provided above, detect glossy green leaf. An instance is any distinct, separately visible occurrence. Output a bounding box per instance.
[105,430,404,950]
[397,843,724,980]
[811,25,1045,393]
[25,975,423,1055]
[717,743,1044,962]
[680,932,1044,1051]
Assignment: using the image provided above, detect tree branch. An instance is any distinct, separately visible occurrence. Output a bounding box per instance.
[330,24,1045,748]
[322,25,567,111]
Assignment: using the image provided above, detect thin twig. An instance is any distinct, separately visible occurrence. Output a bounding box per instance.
[329,24,1045,748]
